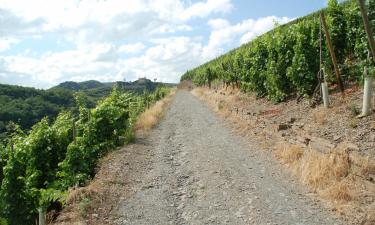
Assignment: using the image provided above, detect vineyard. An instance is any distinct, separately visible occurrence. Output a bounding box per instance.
[0,85,171,225]
[181,0,375,102]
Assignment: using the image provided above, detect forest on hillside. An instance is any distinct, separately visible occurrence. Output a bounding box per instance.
[181,0,375,102]
[0,84,79,141]
[0,79,174,142]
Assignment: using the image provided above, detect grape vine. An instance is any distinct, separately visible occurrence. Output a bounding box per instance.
[0,85,171,225]
[181,0,375,102]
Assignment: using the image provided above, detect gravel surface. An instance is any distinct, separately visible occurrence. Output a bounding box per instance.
[111,90,344,225]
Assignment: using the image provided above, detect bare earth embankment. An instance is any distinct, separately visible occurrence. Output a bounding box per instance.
[54,90,349,225]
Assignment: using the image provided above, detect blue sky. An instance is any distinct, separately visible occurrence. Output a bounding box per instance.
[0,0,331,89]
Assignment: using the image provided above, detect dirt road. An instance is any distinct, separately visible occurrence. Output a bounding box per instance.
[107,90,344,225]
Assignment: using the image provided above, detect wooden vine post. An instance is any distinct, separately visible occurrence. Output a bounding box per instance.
[320,11,345,96]
[357,0,374,117]
[320,15,330,108]
[357,0,375,62]
[38,208,46,225]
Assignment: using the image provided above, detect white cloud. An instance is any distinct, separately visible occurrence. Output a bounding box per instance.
[207,18,230,30]
[118,43,146,54]
[0,0,146,30]
[0,15,292,88]
[203,16,292,59]
[239,16,291,44]
[118,36,205,83]
[0,0,293,89]
[1,0,232,87]
[0,42,118,88]
[0,38,19,52]
[0,0,230,44]
[179,0,233,21]
[0,37,205,87]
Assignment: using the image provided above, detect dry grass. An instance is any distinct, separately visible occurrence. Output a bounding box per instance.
[134,89,176,132]
[361,159,375,178]
[178,80,193,90]
[300,149,350,190]
[217,100,226,111]
[276,144,350,190]
[321,181,352,202]
[275,145,304,164]
[313,107,328,125]
[191,87,205,97]
[274,142,374,222]
[275,144,355,210]
[350,151,375,180]
[347,117,359,128]
[52,185,97,224]
[65,186,95,205]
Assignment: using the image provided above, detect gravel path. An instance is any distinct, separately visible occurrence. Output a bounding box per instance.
[111,90,344,225]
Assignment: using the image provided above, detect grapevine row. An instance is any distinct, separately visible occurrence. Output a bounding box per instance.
[181,0,375,102]
[0,85,171,225]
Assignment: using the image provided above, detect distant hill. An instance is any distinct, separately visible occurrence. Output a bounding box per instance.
[52,78,175,101]
[55,80,105,90]
[53,78,175,93]
[0,83,78,140]
[0,78,175,141]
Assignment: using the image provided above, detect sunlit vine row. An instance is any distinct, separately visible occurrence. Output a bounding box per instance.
[181,0,374,102]
[0,85,170,225]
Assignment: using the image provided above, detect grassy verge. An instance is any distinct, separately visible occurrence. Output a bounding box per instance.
[134,89,176,133]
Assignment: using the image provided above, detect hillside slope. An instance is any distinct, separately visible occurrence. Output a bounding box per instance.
[53,79,176,95]
[0,78,175,141]
[181,0,375,102]
[0,84,77,139]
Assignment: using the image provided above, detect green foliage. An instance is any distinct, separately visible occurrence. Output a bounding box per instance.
[0,144,6,184]
[0,84,77,137]
[370,0,375,29]
[242,40,268,96]
[39,188,67,209]
[347,103,361,116]
[327,0,347,64]
[205,67,214,88]
[0,79,175,143]
[263,27,295,101]
[181,0,374,101]
[0,150,33,225]
[0,218,7,225]
[0,86,171,225]
[287,20,319,96]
